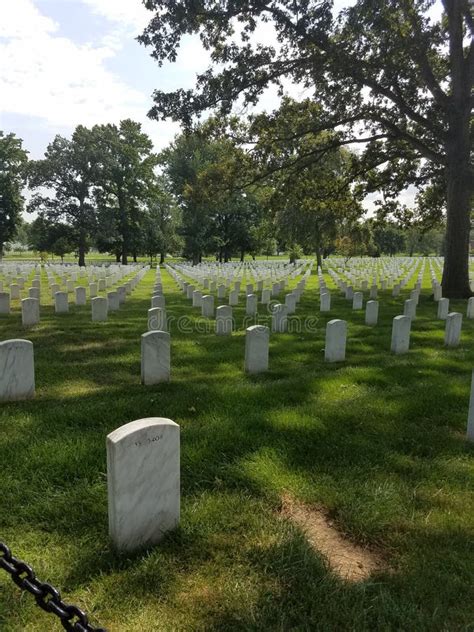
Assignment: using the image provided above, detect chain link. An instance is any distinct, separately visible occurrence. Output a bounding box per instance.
[0,542,106,631]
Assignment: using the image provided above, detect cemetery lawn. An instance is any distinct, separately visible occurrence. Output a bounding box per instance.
[1,264,474,631]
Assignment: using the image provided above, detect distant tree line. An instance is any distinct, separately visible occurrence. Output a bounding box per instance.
[0,115,451,266]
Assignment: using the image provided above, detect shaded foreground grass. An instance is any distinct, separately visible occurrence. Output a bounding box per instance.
[1,264,473,631]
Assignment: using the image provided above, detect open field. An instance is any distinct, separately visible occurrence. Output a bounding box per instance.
[1,264,474,631]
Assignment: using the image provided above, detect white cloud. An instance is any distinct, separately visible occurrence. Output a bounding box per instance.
[80,0,151,33]
[0,0,148,131]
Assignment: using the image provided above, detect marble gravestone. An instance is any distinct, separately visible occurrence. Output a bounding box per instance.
[192,290,203,308]
[391,315,411,354]
[55,292,69,313]
[352,292,363,310]
[444,312,462,347]
[215,305,233,335]
[245,325,269,374]
[0,292,10,314]
[320,292,331,312]
[246,293,257,316]
[107,291,119,312]
[285,293,297,315]
[201,295,214,318]
[107,417,180,552]
[75,287,87,306]
[403,298,417,320]
[229,289,239,306]
[91,297,108,321]
[21,298,40,327]
[141,331,171,384]
[152,294,166,309]
[271,303,288,333]
[437,297,449,320]
[467,297,474,319]
[148,307,167,332]
[0,339,35,401]
[324,319,347,362]
[365,300,379,326]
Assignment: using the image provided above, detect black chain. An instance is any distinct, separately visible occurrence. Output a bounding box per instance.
[0,542,106,631]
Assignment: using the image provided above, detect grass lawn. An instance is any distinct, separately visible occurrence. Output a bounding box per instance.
[1,263,473,631]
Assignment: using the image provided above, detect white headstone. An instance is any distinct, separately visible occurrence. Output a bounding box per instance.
[201,294,214,318]
[55,292,69,313]
[467,297,474,319]
[107,291,119,311]
[272,303,288,333]
[215,305,233,336]
[107,417,180,551]
[352,292,363,310]
[320,292,331,312]
[0,339,35,401]
[245,325,269,374]
[152,294,166,309]
[444,312,462,347]
[91,297,108,322]
[75,286,86,306]
[229,289,239,306]
[192,290,203,307]
[403,298,417,320]
[324,319,347,362]
[0,292,10,314]
[437,297,449,320]
[141,331,171,384]
[21,298,40,327]
[285,293,297,315]
[89,283,98,298]
[261,289,271,305]
[246,294,257,316]
[148,307,167,332]
[10,284,20,300]
[365,300,379,326]
[391,315,411,354]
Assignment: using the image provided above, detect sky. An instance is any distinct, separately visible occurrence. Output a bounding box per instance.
[0,0,418,212]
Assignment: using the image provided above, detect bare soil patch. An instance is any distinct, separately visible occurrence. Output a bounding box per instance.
[281,495,386,582]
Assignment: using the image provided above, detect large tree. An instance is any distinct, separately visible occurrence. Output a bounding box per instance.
[94,119,158,264]
[140,0,473,297]
[142,177,182,263]
[28,125,98,266]
[0,131,28,259]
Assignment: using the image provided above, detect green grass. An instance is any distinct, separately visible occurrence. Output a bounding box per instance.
[1,264,474,631]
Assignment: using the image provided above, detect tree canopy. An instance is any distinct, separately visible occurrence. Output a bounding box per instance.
[0,131,28,258]
[140,0,473,296]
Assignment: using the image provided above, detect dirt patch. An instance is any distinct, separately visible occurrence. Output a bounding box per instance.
[281,495,385,582]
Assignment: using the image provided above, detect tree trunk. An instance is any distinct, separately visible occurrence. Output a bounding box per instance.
[160,251,165,264]
[315,246,323,269]
[133,253,137,263]
[441,3,473,298]
[442,164,472,297]
[240,249,245,262]
[0,243,3,261]
[121,250,128,265]
[115,252,121,263]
